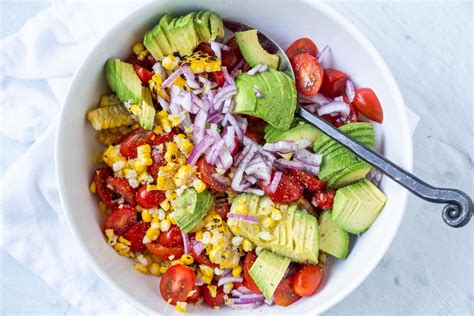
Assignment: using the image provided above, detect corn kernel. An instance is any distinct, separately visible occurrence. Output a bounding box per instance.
[114,243,130,256]
[232,265,242,278]
[89,182,96,193]
[223,282,234,294]
[160,219,171,232]
[175,301,187,312]
[200,265,214,277]
[162,55,179,71]
[98,201,109,214]
[180,140,194,156]
[164,142,179,163]
[255,246,263,256]
[231,236,243,247]
[132,42,145,55]
[145,228,160,241]
[258,231,273,241]
[102,145,125,168]
[200,275,212,284]
[142,209,152,222]
[207,285,217,298]
[136,254,149,266]
[181,254,194,265]
[118,236,131,246]
[271,208,282,221]
[134,263,148,274]
[144,255,154,266]
[160,266,168,274]
[129,103,142,117]
[262,217,276,229]
[214,267,225,275]
[242,239,253,252]
[169,213,177,225]
[153,125,164,134]
[168,114,183,127]
[193,179,207,193]
[149,263,161,276]
[195,231,203,241]
[165,190,177,200]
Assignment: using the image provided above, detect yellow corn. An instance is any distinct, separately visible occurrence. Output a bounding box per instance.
[223,282,234,294]
[96,126,133,146]
[200,265,214,277]
[156,110,172,133]
[153,125,163,134]
[132,42,145,55]
[160,219,171,232]
[232,265,242,278]
[168,213,177,225]
[160,199,171,211]
[87,105,135,130]
[134,263,148,274]
[262,217,276,229]
[113,242,130,256]
[193,179,207,193]
[180,51,221,74]
[132,144,153,173]
[99,94,121,107]
[175,301,187,312]
[160,266,168,274]
[165,190,177,200]
[145,227,160,241]
[164,142,179,163]
[180,140,194,156]
[207,285,217,298]
[89,182,96,193]
[98,201,110,215]
[162,55,179,71]
[174,164,195,187]
[142,209,152,222]
[129,103,142,117]
[180,254,194,265]
[154,176,173,190]
[149,75,170,102]
[149,263,161,276]
[271,208,282,221]
[118,236,131,246]
[195,231,203,241]
[102,145,125,167]
[242,239,253,252]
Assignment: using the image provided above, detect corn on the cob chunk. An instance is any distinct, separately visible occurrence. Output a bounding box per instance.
[96,125,134,145]
[87,105,135,130]
[98,94,122,107]
[180,51,221,74]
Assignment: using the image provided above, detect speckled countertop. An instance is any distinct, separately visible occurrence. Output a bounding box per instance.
[1,1,472,314]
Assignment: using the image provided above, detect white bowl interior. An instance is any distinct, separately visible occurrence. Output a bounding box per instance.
[56,1,412,314]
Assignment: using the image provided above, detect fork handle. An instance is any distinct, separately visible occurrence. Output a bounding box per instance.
[299,108,472,227]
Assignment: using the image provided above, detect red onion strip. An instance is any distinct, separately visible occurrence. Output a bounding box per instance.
[268,171,282,193]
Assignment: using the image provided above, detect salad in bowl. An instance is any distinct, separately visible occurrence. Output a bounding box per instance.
[86,10,387,312]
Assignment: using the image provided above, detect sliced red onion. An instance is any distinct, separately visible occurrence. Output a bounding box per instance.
[299,92,332,105]
[182,232,190,254]
[230,294,265,304]
[210,41,223,60]
[207,111,223,124]
[231,145,258,191]
[346,80,355,102]
[157,95,170,111]
[234,115,248,132]
[217,276,243,287]
[222,98,233,114]
[219,146,233,170]
[187,134,214,165]
[211,173,231,187]
[227,213,259,223]
[265,298,274,306]
[213,84,237,111]
[268,171,282,193]
[192,239,204,257]
[317,101,350,117]
[221,66,234,85]
[222,126,236,151]
[304,164,320,176]
[152,62,167,80]
[193,110,207,144]
[237,286,254,294]
[228,302,260,310]
[247,64,268,75]
[275,158,306,170]
[243,188,265,196]
[225,113,244,140]
[317,44,329,64]
[161,67,183,89]
[244,174,257,184]
[367,169,383,187]
[263,139,311,153]
[246,162,270,180]
[294,149,322,166]
[231,289,244,297]
[206,139,225,164]
[211,41,230,51]
[233,144,250,167]
[230,59,246,78]
[195,279,205,286]
[181,65,200,88]
[302,103,321,113]
[334,96,344,102]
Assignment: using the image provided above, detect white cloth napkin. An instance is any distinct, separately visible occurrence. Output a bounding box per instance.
[0,1,420,314]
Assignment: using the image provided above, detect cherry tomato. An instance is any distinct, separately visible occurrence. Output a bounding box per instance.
[119,128,155,159]
[136,186,166,209]
[243,252,263,294]
[221,37,244,71]
[291,53,324,96]
[133,64,154,84]
[160,264,196,305]
[158,225,184,248]
[292,264,323,297]
[202,284,226,307]
[311,190,335,210]
[209,71,225,87]
[352,88,383,123]
[123,221,150,252]
[273,277,301,306]
[189,236,218,268]
[146,241,184,261]
[319,68,347,99]
[126,53,156,69]
[103,204,137,236]
[153,130,176,146]
[186,286,202,304]
[259,171,303,204]
[289,170,325,192]
[215,200,231,221]
[93,167,116,208]
[286,38,318,60]
[244,129,263,144]
[106,177,137,205]
[197,157,229,193]
[195,42,215,56]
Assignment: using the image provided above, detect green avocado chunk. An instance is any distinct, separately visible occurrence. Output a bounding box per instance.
[105,58,142,104]
[139,87,156,130]
[235,29,279,69]
[194,11,212,42]
[228,194,319,264]
[209,12,224,40]
[332,179,387,234]
[319,211,349,259]
[172,189,213,233]
[143,14,174,60]
[249,250,290,300]
[264,123,323,145]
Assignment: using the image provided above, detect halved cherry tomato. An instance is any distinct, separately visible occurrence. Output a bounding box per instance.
[119,128,155,159]
[286,38,318,60]
[215,200,231,221]
[292,264,323,297]
[259,171,303,204]
[273,277,301,306]
[311,190,335,210]
[123,221,150,252]
[93,167,116,208]
[136,185,166,209]
[186,286,202,304]
[291,53,324,96]
[197,156,228,193]
[243,252,263,294]
[133,64,154,84]
[244,129,263,144]
[158,225,184,248]
[103,204,137,236]
[322,96,358,128]
[189,236,218,268]
[160,264,196,305]
[209,71,225,87]
[319,68,347,98]
[289,170,325,192]
[153,130,176,146]
[202,284,226,307]
[146,241,184,261]
[222,37,244,71]
[106,177,137,205]
[352,88,383,123]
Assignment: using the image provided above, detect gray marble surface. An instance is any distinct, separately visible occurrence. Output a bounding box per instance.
[1,0,472,315]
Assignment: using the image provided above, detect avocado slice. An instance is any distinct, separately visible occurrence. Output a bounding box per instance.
[249,250,290,300]
[332,179,387,233]
[209,12,224,40]
[172,189,213,233]
[194,11,212,42]
[264,123,323,145]
[140,87,156,130]
[143,14,174,60]
[319,211,349,259]
[228,194,319,264]
[169,13,200,57]
[105,58,142,104]
[313,123,374,154]
[235,29,279,69]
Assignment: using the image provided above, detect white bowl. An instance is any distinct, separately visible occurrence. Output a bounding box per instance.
[56,1,413,314]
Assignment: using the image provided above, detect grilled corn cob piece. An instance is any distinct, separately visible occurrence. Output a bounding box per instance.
[96,125,134,145]
[180,51,221,74]
[98,94,122,107]
[87,105,135,130]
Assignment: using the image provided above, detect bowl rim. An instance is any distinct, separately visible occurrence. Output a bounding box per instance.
[56,1,413,314]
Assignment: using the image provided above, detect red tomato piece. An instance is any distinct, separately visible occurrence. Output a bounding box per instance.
[106,177,137,205]
[215,200,231,221]
[273,277,301,307]
[230,136,240,156]
[289,169,325,192]
[123,221,150,252]
[209,71,225,87]
[292,264,323,297]
[146,241,184,261]
[259,171,303,204]
[93,167,116,208]
[243,252,263,294]
[186,286,202,304]
[311,190,335,210]
[291,53,324,96]
[133,64,154,84]
[286,37,318,60]
[189,236,218,268]
[119,128,155,159]
[126,53,156,69]
[196,157,229,193]
[160,264,196,305]
[158,225,184,248]
[202,284,226,307]
[352,88,383,123]
[103,204,137,236]
[221,37,244,71]
[195,42,215,56]
[244,129,263,144]
[136,185,166,209]
[319,68,347,99]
